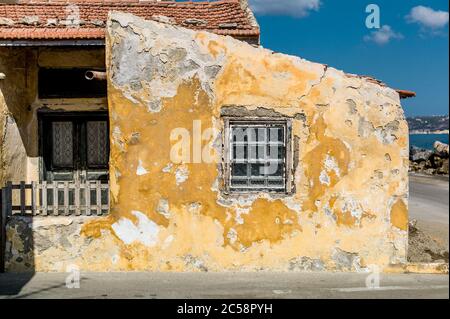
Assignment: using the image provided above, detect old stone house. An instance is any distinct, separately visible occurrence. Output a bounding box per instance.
[1,0,414,272]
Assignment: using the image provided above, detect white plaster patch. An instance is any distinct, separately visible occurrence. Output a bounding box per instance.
[162,162,173,173]
[283,197,302,214]
[156,199,171,219]
[136,159,149,176]
[323,205,337,225]
[324,155,341,177]
[175,165,189,185]
[235,208,250,225]
[227,228,238,244]
[111,210,160,246]
[162,235,174,249]
[342,198,363,220]
[188,202,202,214]
[319,170,331,186]
[32,217,74,229]
[111,254,119,264]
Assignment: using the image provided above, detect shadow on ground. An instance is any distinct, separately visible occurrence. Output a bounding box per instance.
[0,272,34,296]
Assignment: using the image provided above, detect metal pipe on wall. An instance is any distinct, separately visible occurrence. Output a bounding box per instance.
[85,70,106,81]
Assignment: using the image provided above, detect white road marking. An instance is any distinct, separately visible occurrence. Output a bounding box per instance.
[332,285,449,292]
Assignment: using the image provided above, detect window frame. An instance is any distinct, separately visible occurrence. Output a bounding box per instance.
[223,117,293,195]
[38,111,110,183]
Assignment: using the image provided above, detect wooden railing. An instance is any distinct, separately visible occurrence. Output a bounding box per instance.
[0,181,109,272]
[0,181,109,217]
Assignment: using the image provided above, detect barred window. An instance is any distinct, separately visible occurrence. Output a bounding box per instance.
[226,120,290,193]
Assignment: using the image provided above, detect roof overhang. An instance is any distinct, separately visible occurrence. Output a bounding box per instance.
[396,89,417,99]
[0,1,260,43]
[0,39,105,46]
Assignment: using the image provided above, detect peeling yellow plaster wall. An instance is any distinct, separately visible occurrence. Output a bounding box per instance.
[15,12,409,272]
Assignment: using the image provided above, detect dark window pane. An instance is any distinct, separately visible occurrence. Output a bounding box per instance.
[232,127,248,143]
[52,121,73,168]
[268,145,285,160]
[249,144,266,160]
[248,127,266,143]
[231,179,248,186]
[257,128,267,142]
[269,127,284,142]
[39,68,106,99]
[232,163,248,177]
[266,163,284,177]
[251,163,266,177]
[233,145,248,161]
[268,179,284,186]
[250,179,265,186]
[87,121,109,166]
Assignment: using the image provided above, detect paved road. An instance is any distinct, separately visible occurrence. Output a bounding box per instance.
[0,272,448,299]
[409,173,449,247]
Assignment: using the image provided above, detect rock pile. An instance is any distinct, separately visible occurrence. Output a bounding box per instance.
[410,141,449,175]
[408,220,449,263]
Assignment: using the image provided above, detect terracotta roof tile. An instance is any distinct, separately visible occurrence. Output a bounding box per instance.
[0,0,260,41]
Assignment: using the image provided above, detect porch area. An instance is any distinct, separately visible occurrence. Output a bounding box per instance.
[0,180,110,272]
[1,45,112,273]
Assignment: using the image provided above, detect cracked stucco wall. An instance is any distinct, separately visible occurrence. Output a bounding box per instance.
[5,12,409,272]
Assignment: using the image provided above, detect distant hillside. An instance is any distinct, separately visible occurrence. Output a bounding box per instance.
[407,115,449,134]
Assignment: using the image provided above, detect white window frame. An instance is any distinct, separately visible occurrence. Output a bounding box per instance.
[223,117,293,194]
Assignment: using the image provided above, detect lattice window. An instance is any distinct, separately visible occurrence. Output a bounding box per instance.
[87,121,109,167]
[226,120,290,193]
[52,121,73,168]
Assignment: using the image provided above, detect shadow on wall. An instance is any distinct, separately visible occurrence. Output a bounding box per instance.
[0,185,36,295]
[1,47,39,294]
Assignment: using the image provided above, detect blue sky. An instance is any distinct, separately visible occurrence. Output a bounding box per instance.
[249,0,449,117]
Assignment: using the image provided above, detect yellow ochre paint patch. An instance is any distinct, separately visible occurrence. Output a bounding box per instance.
[390,199,408,231]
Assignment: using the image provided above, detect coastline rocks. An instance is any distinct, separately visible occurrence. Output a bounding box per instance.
[409,141,449,175]
[410,146,433,162]
[434,141,449,157]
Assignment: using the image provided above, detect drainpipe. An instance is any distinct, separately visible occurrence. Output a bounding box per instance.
[85,70,106,81]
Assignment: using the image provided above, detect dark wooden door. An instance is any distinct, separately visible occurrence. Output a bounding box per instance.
[40,112,109,183]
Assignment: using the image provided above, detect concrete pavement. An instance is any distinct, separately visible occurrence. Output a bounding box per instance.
[409,173,449,248]
[0,272,448,299]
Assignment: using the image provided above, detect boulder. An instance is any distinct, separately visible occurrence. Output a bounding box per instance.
[437,159,449,175]
[410,146,433,162]
[434,141,449,158]
[431,154,445,168]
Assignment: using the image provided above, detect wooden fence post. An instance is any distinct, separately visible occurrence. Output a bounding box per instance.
[20,181,26,215]
[31,181,37,216]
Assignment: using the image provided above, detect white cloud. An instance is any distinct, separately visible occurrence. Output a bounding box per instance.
[249,0,321,18]
[406,6,449,29]
[364,25,404,45]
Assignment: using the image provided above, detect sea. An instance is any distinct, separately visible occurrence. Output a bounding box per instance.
[410,134,449,150]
